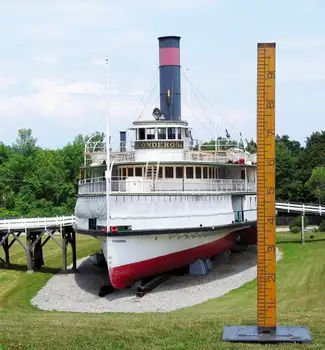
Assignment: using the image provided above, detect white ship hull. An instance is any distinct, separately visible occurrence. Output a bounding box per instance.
[96,223,255,289]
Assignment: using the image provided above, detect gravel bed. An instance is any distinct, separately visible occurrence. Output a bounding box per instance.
[31,247,282,313]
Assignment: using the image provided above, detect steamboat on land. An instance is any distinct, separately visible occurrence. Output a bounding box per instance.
[74,36,257,289]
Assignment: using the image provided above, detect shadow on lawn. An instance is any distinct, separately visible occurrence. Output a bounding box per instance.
[0,262,60,274]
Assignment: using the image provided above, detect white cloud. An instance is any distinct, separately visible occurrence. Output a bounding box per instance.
[0,78,144,146]
[279,59,325,81]
[62,81,105,95]
[33,55,59,65]
[0,77,17,90]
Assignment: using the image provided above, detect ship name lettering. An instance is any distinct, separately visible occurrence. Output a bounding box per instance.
[135,141,184,149]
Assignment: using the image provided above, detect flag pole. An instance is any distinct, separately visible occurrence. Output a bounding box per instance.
[104,58,111,233]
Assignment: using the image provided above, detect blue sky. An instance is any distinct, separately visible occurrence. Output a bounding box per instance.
[0,0,324,149]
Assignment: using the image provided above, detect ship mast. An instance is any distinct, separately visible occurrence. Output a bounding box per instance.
[105,57,111,233]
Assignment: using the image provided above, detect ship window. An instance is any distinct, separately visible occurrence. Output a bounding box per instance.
[122,168,127,179]
[241,169,246,179]
[177,127,182,140]
[135,167,142,176]
[158,167,163,178]
[165,167,174,178]
[157,128,166,140]
[146,128,155,140]
[195,167,202,179]
[168,127,176,139]
[128,167,134,176]
[209,167,213,179]
[185,128,191,137]
[203,167,208,179]
[176,167,183,178]
[89,218,97,230]
[139,128,145,140]
[186,167,193,179]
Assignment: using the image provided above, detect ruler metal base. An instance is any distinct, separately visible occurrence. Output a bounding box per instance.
[223,326,312,343]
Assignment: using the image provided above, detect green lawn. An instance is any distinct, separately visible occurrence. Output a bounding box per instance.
[0,232,325,350]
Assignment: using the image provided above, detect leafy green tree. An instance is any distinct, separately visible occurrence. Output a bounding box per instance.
[12,128,37,155]
[245,139,256,154]
[275,135,302,154]
[61,135,85,183]
[275,135,303,201]
[0,142,11,165]
[298,131,325,202]
[306,167,325,204]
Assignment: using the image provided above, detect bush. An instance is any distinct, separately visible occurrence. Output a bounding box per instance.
[289,216,309,231]
[319,220,325,232]
[290,226,301,233]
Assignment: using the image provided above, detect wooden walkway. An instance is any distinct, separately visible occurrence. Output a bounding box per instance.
[0,216,76,273]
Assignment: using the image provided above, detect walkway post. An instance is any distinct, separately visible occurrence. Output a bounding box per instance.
[26,230,33,273]
[301,215,305,244]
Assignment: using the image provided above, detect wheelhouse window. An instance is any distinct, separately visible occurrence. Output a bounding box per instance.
[128,167,134,176]
[168,127,176,139]
[165,167,174,178]
[139,128,145,140]
[209,167,213,179]
[203,167,208,179]
[157,128,166,140]
[146,128,155,140]
[122,168,127,179]
[186,167,193,179]
[177,127,182,140]
[195,167,202,179]
[176,167,183,178]
[135,167,142,176]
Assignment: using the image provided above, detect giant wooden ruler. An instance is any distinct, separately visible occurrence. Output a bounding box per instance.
[222,43,312,343]
[256,43,276,330]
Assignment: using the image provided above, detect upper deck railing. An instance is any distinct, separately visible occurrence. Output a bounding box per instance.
[78,177,256,195]
[85,143,256,166]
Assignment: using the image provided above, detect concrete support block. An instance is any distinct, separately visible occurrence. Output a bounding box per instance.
[189,259,208,275]
[204,258,212,271]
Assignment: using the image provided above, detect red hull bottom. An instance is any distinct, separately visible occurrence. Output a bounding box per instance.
[109,230,239,289]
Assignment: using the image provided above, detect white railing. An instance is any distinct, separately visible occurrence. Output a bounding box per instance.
[110,152,135,162]
[0,216,75,232]
[276,202,325,216]
[106,150,256,165]
[78,178,256,195]
[1,202,322,233]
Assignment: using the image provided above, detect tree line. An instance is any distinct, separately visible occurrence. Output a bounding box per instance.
[0,129,84,218]
[0,129,324,218]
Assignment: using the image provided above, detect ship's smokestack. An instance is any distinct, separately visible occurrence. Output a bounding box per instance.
[158,36,181,120]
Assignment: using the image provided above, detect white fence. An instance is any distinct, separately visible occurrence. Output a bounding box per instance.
[0,216,75,232]
[0,201,323,232]
[275,202,324,216]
